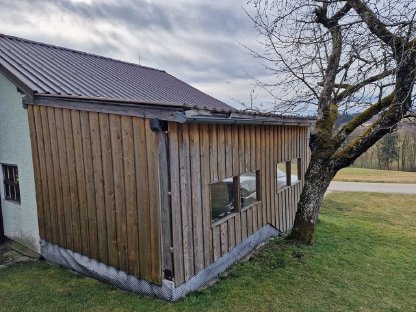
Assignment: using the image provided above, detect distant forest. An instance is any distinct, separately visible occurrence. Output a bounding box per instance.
[335,113,416,172]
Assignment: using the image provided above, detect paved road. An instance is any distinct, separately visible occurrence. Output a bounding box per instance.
[327,181,416,194]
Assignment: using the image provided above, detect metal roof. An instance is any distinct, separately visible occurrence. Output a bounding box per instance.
[0,34,232,111]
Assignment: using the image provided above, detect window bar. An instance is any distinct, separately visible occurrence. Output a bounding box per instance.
[286,160,291,186]
[233,176,241,212]
[12,167,16,201]
[256,170,261,201]
[297,157,302,181]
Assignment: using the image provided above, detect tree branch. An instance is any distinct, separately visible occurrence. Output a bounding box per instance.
[347,0,404,49]
[334,68,395,102]
[332,102,400,166]
[331,2,352,23]
[334,51,415,165]
[333,92,395,144]
[312,4,347,151]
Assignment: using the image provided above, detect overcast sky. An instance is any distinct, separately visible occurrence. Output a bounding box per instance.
[0,0,274,109]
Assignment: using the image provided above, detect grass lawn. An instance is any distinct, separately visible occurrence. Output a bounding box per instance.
[1,192,415,311]
[334,167,416,183]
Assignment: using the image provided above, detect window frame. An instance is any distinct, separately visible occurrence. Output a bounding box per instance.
[2,164,21,204]
[276,161,290,192]
[210,176,239,226]
[240,170,261,212]
[210,170,261,227]
[276,158,302,193]
[289,158,302,186]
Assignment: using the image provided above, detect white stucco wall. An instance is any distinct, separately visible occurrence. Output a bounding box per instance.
[0,73,40,252]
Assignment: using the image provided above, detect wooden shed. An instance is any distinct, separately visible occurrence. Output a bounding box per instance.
[0,34,311,300]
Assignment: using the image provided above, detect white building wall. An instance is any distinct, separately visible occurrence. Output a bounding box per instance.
[0,73,40,252]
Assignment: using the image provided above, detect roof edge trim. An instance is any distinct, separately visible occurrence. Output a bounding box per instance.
[181,110,313,126]
[31,93,190,108]
[0,63,34,96]
[24,95,188,122]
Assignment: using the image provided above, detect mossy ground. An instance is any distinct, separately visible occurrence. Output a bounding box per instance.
[1,192,415,312]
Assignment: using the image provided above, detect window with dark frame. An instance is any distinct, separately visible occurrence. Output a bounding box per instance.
[277,158,302,192]
[2,164,21,203]
[290,158,302,185]
[276,161,288,191]
[210,170,261,224]
[210,177,238,223]
[240,171,260,209]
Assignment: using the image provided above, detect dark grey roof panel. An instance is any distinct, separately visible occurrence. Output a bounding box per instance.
[0,34,232,111]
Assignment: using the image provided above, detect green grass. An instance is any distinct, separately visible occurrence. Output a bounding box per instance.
[334,167,416,183]
[1,192,416,311]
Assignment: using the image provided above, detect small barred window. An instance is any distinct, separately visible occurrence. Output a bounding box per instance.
[2,165,20,203]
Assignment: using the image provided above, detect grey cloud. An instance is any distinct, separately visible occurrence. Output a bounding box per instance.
[19,0,251,35]
[53,0,174,31]
[0,0,174,31]
[174,3,250,34]
[0,0,271,107]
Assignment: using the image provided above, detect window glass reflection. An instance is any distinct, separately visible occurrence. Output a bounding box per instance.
[211,178,236,223]
[240,171,258,208]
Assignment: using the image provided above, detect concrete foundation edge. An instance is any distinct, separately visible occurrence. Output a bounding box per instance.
[40,224,280,301]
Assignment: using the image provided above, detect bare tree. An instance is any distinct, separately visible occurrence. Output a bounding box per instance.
[376,132,399,170]
[248,0,416,243]
[401,128,416,171]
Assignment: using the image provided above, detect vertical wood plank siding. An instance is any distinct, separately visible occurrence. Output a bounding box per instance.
[169,122,310,286]
[29,103,309,288]
[27,105,162,285]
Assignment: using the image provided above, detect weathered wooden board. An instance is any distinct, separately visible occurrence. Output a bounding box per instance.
[168,122,310,286]
[29,103,309,288]
[28,105,162,285]
[89,112,108,264]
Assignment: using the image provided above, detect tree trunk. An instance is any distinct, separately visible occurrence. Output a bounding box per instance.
[288,158,337,244]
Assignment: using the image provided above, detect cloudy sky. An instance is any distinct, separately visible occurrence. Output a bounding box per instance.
[0,0,274,109]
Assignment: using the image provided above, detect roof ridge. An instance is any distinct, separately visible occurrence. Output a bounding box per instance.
[0,33,165,73]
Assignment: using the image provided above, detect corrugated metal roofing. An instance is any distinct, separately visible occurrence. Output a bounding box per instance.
[0,34,232,111]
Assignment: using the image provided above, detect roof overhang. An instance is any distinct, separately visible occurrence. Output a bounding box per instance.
[0,62,34,96]
[22,95,313,127]
[180,110,313,126]
[23,94,190,123]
